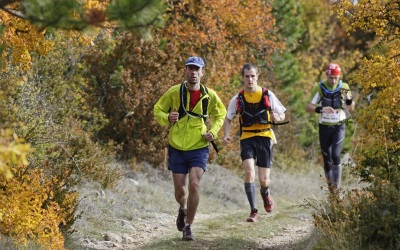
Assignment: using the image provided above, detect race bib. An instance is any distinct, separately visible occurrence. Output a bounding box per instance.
[321,112,340,123]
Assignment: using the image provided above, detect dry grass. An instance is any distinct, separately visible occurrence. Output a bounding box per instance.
[0,158,362,249]
[62,160,339,250]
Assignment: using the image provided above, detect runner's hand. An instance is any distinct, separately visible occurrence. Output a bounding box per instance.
[169,108,179,123]
[272,112,286,122]
[222,136,231,145]
[321,106,336,114]
[203,132,214,142]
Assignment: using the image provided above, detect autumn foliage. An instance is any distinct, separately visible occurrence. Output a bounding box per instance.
[162,0,282,96]
[82,33,175,165]
[334,0,400,184]
[0,130,70,250]
[310,1,400,249]
[82,0,283,166]
[1,0,399,248]
[0,8,54,71]
[0,167,76,250]
[0,8,119,248]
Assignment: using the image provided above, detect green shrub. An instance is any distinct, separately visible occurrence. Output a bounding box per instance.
[311,175,400,250]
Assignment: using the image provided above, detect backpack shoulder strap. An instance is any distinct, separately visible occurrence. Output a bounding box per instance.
[236,89,245,114]
[262,87,271,109]
[200,85,209,122]
[319,80,343,95]
[178,82,209,122]
[178,82,187,119]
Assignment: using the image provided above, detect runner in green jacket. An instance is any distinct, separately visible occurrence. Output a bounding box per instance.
[154,56,226,241]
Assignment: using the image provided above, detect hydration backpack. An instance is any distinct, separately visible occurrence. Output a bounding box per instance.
[178,82,209,122]
[318,80,344,109]
[236,88,271,127]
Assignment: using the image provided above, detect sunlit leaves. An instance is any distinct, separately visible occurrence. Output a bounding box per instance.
[335,0,400,38]
[163,0,283,95]
[0,166,76,250]
[0,12,55,71]
[0,129,32,180]
[335,0,400,179]
[0,0,167,72]
[0,33,120,248]
[0,129,68,249]
[350,48,400,176]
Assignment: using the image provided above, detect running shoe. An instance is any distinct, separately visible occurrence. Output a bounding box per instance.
[182,225,194,241]
[176,207,187,231]
[263,195,274,213]
[246,209,258,222]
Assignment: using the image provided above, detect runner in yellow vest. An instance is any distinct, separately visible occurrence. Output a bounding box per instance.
[223,63,287,222]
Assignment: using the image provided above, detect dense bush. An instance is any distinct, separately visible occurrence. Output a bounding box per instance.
[0,129,68,249]
[311,43,400,250]
[82,33,174,166]
[0,165,75,250]
[0,34,121,248]
[311,174,400,250]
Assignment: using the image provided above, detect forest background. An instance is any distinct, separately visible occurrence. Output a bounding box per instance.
[0,0,399,249]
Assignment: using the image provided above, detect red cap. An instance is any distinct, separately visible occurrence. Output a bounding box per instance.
[325,63,341,76]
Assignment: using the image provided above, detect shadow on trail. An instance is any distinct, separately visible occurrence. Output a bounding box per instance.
[138,233,315,250]
[138,236,259,250]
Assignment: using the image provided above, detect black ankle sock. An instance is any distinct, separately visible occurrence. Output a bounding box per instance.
[260,186,269,197]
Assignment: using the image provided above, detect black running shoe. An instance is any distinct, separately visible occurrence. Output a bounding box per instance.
[176,207,187,231]
[182,225,194,241]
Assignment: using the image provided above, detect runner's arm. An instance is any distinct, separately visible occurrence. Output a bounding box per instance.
[222,118,233,145]
[268,91,286,120]
[344,90,355,111]
[222,95,238,145]
[207,90,227,138]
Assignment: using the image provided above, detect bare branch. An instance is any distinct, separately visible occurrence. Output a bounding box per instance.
[0,0,19,9]
[0,6,29,20]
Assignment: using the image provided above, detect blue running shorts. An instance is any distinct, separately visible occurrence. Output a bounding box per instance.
[168,145,209,174]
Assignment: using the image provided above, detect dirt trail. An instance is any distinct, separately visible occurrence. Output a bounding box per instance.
[69,163,320,250]
[77,207,314,249]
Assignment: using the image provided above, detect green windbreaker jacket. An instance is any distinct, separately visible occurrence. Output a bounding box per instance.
[154,82,226,151]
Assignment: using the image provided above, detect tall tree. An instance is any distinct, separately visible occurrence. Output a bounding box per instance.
[161,0,283,96]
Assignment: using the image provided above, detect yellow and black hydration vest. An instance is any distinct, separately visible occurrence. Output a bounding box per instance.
[236,88,271,127]
[319,80,344,109]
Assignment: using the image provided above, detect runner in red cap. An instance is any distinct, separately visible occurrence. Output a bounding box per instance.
[305,63,355,193]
